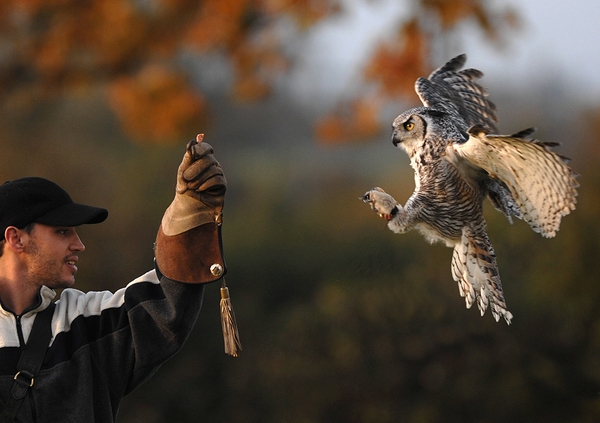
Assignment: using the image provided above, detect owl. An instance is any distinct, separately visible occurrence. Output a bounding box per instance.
[361,54,578,324]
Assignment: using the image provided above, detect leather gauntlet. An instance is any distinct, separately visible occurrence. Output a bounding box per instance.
[155,134,227,283]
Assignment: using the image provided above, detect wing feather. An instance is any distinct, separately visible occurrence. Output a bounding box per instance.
[453,126,579,237]
[415,54,498,133]
[451,226,513,323]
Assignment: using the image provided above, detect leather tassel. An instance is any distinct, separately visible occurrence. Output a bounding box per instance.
[220,279,242,357]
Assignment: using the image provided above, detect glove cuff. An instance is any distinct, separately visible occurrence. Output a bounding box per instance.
[161,193,222,236]
[155,222,226,283]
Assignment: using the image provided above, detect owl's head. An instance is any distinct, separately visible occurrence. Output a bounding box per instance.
[392,108,451,157]
[392,111,427,157]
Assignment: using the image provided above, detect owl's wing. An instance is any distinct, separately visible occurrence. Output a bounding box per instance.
[415,54,498,133]
[452,125,579,238]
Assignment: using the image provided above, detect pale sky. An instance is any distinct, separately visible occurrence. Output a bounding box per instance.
[284,0,600,108]
[466,0,600,103]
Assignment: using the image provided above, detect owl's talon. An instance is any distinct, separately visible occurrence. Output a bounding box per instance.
[361,187,398,221]
[379,213,393,221]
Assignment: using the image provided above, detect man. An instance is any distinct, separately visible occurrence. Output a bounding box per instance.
[0,135,227,422]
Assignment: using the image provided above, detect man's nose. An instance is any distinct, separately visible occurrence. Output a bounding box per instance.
[71,233,85,252]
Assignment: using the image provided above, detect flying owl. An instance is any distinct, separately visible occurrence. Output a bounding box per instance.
[361,54,578,324]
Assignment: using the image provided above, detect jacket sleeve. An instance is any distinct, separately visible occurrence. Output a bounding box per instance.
[47,221,227,402]
[120,219,226,393]
[47,269,206,403]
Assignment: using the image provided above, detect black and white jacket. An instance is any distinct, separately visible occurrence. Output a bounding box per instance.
[0,269,203,422]
[0,223,225,422]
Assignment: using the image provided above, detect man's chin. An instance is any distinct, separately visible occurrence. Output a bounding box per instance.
[50,279,76,290]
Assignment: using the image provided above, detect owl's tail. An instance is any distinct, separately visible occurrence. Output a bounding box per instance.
[451,226,513,324]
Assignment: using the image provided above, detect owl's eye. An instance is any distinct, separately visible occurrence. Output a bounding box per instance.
[404,122,415,131]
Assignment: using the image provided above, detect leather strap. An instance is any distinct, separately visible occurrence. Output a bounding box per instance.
[0,303,55,423]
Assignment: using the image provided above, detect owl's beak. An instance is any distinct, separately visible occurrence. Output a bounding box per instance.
[392,132,400,146]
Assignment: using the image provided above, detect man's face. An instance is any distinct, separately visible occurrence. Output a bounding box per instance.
[23,224,85,289]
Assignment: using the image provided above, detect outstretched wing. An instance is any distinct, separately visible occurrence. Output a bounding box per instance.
[415,54,498,133]
[452,125,579,238]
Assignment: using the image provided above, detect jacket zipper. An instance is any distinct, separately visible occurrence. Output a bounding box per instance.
[16,314,26,348]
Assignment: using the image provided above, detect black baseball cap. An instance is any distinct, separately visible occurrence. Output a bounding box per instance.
[0,177,108,239]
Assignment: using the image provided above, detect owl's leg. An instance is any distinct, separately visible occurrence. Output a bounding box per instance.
[451,226,513,324]
[360,187,411,233]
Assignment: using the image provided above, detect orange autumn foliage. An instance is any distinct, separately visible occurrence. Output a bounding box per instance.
[364,18,428,99]
[0,0,517,144]
[109,65,208,142]
[423,0,520,39]
[316,99,381,145]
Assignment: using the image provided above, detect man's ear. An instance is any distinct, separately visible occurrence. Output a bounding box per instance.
[4,227,25,253]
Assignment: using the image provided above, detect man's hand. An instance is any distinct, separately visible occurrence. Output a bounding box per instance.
[162,134,227,236]
[176,134,227,209]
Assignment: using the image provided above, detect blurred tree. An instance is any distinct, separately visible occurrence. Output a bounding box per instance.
[0,0,518,144]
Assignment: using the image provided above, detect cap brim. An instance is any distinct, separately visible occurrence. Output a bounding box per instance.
[34,202,108,227]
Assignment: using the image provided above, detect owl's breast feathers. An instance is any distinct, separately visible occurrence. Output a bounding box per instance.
[410,153,485,243]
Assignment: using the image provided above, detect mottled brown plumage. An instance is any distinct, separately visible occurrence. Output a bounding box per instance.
[361,54,578,324]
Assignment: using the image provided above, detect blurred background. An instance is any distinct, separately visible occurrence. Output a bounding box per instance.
[1,0,599,422]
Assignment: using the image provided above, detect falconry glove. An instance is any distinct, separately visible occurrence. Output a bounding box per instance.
[156,134,241,356]
[156,134,227,284]
[162,134,227,235]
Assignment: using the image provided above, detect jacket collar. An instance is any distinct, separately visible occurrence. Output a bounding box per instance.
[0,285,56,317]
